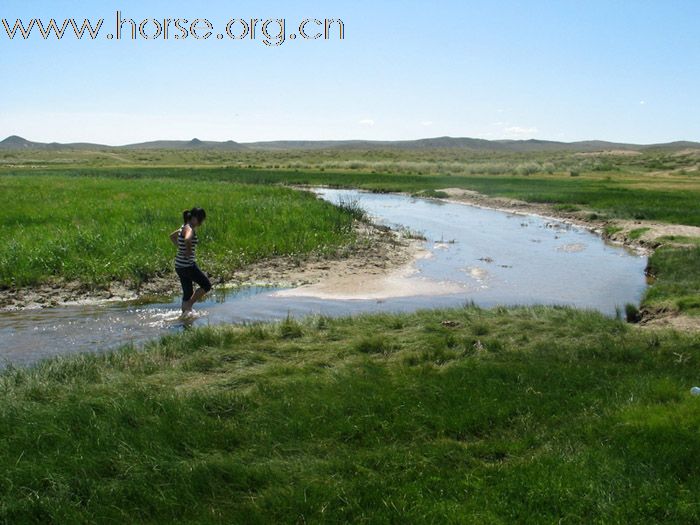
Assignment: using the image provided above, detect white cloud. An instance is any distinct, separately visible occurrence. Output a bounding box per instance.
[420,120,433,127]
[358,119,375,127]
[639,100,646,105]
[504,126,538,136]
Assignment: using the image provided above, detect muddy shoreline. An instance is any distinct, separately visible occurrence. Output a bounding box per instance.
[0,221,423,311]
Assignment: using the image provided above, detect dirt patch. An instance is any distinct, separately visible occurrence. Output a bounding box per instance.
[0,222,423,311]
[605,221,700,248]
[639,307,700,332]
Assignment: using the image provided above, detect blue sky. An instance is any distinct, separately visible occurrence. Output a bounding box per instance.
[1,0,698,145]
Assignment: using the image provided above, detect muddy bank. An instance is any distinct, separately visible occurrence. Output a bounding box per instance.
[0,222,422,311]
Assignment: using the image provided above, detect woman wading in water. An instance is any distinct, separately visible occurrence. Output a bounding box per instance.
[170,207,212,314]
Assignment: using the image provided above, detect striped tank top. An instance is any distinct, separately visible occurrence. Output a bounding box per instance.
[175,224,198,268]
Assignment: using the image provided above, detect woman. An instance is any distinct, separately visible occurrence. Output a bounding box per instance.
[170,207,212,313]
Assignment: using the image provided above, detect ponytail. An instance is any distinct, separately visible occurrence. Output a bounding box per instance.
[182,207,206,224]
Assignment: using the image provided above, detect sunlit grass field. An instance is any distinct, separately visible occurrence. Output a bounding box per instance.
[2,149,700,522]
[0,174,356,288]
[2,306,700,523]
[4,147,700,225]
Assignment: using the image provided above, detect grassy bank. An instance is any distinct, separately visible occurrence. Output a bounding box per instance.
[645,245,700,315]
[0,174,356,288]
[2,306,700,523]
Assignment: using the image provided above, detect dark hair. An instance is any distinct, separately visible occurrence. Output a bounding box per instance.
[183,207,206,224]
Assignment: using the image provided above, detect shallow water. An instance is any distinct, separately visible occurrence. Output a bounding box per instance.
[0,189,647,367]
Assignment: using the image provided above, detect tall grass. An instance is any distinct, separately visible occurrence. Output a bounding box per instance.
[1,306,700,522]
[0,175,356,287]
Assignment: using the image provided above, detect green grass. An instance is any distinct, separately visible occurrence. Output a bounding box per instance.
[2,150,700,521]
[0,175,356,288]
[604,225,623,236]
[5,161,700,226]
[2,306,700,523]
[628,227,651,240]
[644,246,700,315]
[658,235,700,246]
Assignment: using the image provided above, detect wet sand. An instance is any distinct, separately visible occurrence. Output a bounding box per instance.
[273,248,465,300]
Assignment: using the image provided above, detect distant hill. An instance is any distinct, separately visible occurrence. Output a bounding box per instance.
[122,138,246,150]
[0,135,111,150]
[0,135,43,149]
[1,135,699,153]
[242,137,700,152]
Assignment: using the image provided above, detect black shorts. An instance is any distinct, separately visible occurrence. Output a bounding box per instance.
[175,264,212,302]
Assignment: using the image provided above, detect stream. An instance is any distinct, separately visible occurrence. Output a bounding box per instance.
[0,189,648,367]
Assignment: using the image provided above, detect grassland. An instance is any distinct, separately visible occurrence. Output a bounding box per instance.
[0,174,356,288]
[2,306,700,523]
[2,147,700,522]
[4,147,700,225]
[3,147,699,317]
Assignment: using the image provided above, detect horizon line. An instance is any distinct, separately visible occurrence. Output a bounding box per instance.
[2,133,700,148]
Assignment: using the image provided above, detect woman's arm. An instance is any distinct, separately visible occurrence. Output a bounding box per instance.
[182,225,194,257]
[169,229,180,246]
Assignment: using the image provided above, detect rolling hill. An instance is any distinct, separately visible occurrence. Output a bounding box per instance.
[1,135,699,153]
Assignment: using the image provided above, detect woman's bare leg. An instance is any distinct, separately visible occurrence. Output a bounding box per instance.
[183,288,208,312]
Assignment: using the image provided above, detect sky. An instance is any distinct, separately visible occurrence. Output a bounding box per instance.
[1,0,699,145]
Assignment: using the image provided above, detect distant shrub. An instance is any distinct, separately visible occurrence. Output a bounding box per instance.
[515,162,540,176]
